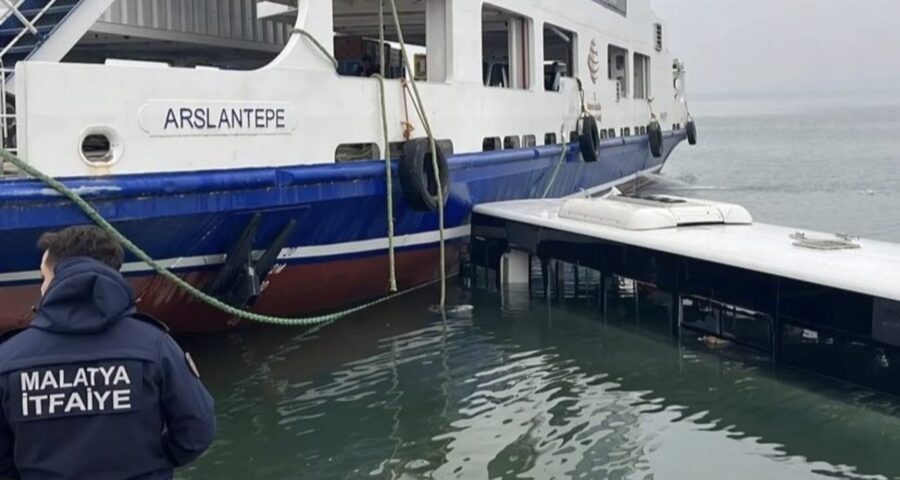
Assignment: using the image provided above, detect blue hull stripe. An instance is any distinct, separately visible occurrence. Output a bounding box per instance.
[0,132,686,278]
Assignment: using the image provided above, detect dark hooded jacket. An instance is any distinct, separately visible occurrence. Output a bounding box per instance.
[0,257,215,480]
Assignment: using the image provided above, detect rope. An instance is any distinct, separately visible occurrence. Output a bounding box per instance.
[292,24,398,291]
[375,1,397,292]
[372,73,397,292]
[400,79,415,140]
[386,0,447,309]
[576,78,589,116]
[542,124,569,199]
[544,78,598,198]
[294,22,400,293]
[0,149,442,326]
[293,28,338,69]
[647,96,658,122]
[0,19,450,325]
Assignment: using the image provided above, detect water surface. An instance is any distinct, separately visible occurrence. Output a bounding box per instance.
[179,94,900,479]
[181,286,900,480]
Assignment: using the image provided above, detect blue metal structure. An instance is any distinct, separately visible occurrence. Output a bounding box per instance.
[0,0,83,78]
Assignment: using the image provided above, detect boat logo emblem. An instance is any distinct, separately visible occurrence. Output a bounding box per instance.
[588,39,601,84]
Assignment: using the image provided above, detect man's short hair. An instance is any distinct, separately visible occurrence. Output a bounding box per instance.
[37,226,125,271]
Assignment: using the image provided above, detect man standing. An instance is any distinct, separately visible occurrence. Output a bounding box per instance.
[0,226,216,479]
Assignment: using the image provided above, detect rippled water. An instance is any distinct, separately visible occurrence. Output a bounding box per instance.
[178,94,900,479]
[180,286,900,480]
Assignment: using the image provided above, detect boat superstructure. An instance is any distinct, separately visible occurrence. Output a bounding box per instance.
[0,0,693,330]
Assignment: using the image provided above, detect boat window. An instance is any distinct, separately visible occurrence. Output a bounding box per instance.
[608,129,616,138]
[504,136,521,149]
[332,0,448,82]
[523,135,537,147]
[389,142,406,160]
[482,5,531,90]
[335,143,380,162]
[544,133,558,145]
[483,137,502,151]
[682,296,773,352]
[543,23,575,92]
[634,53,651,99]
[608,44,629,98]
[600,130,608,140]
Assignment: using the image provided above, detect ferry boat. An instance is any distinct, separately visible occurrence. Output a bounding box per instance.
[0,0,695,331]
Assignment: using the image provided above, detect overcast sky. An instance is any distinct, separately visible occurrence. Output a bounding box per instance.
[651,0,900,96]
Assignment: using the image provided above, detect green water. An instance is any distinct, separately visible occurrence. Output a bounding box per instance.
[178,94,900,479]
[179,286,900,480]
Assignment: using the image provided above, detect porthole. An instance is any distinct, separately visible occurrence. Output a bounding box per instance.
[78,126,123,167]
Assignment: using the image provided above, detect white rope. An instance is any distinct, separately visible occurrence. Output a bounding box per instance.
[294,6,447,307]
[377,0,397,292]
[386,0,447,308]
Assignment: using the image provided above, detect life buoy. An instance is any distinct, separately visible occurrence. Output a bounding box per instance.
[399,138,450,212]
[647,120,663,158]
[578,115,601,163]
[686,118,697,145]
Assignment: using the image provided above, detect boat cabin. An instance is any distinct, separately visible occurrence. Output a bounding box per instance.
[0,0,689,178]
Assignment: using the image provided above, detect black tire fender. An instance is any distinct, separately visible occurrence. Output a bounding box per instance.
[686,118,697,145]
[399,138,450,212]
[578,115,601,163]
[648,120,663,158]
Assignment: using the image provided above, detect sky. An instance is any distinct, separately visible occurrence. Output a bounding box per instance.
[650,0,900,96]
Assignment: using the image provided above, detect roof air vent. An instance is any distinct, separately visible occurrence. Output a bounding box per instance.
[559,195,753,231]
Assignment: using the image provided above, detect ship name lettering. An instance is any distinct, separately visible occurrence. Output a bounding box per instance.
[164,106,287,131]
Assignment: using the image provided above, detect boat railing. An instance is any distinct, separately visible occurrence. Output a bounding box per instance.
[0,0,62,64]
[0,0,67,175]
[0,61,15,176]
[0,0,35,33]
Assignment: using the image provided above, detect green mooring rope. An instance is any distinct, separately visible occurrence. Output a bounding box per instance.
[0,149,439,327]
[1,11,454,325]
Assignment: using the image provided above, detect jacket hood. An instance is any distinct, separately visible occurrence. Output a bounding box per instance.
[33,257,135,334]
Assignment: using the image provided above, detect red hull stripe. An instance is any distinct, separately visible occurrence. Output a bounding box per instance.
[0,246,461,333]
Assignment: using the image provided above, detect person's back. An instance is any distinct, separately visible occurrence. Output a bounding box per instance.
[0,227,215,480]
